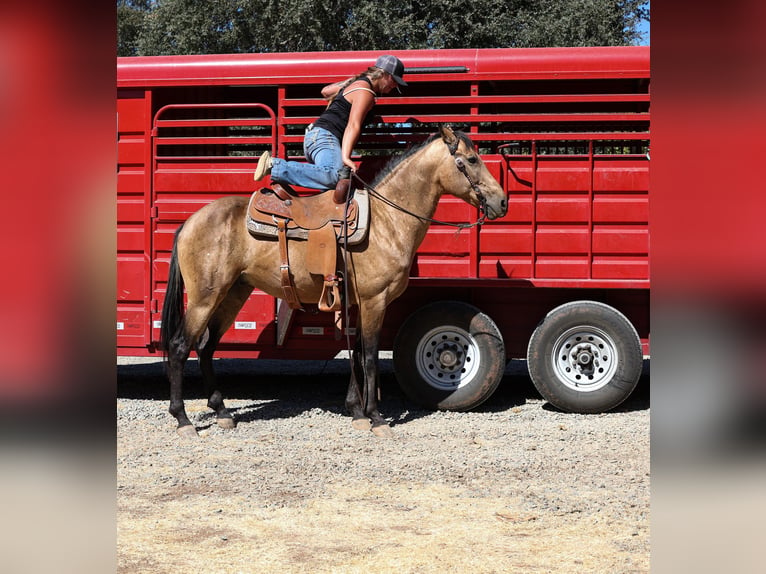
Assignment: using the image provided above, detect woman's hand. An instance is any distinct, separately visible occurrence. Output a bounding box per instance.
[342,156,357,172]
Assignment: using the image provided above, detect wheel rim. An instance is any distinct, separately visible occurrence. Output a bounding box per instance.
[551,325,619,392]
[414,326,481,391]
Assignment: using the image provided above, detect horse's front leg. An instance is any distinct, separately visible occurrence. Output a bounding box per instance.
[345,300,393,437]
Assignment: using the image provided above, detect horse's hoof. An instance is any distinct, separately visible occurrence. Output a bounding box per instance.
[371,424,394,438]
[217,417,236,430]
[176,425,199,439]
[351,418,371,431]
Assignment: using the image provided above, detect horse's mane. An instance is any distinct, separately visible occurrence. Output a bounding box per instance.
[370,129,474,188]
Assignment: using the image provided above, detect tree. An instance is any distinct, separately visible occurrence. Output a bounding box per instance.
[117,0,649,57]
[117,0,153,57]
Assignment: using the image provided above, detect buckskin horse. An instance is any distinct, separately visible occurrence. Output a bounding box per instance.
[160,125,508,438]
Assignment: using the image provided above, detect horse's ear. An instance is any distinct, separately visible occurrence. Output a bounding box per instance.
[439,124,457,145]
[439,124,459,154]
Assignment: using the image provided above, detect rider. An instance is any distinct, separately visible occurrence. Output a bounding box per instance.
[253,54,407,191]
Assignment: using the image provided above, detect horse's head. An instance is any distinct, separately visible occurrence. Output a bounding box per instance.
[437,125,508,220]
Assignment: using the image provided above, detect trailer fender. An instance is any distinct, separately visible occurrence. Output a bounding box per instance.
[393,301,505,411]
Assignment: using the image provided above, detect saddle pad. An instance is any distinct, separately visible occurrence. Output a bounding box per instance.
[246,188,370,245]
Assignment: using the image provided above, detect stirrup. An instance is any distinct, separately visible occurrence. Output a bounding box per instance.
[318,275,342,313]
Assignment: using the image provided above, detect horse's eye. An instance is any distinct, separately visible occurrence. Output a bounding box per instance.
[467,155,478,164]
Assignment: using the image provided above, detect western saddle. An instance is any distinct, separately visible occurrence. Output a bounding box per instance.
[246,180,369,312]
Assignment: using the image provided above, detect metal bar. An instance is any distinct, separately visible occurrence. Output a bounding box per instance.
[403,66,469,74]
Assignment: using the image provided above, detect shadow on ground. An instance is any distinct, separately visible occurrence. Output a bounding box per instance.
[117,357,649,426]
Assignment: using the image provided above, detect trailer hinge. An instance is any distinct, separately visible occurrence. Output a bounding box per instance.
[150,299,159,313]
[150,205,159,219]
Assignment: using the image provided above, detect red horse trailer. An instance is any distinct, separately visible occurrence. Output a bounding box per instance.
[117,47,650,413]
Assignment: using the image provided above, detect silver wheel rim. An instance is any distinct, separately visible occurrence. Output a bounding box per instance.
[415,326,481,391]
[551,325,618,392]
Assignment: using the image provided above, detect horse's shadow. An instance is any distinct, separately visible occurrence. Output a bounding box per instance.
[117,357,535,429]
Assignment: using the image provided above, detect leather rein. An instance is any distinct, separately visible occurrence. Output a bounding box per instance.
[351,142,488,230]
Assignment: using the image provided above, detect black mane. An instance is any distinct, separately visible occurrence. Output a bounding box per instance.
[370,130,474,188]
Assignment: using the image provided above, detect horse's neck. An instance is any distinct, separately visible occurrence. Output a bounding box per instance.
[365,145,444,261]
[374,146,443,224]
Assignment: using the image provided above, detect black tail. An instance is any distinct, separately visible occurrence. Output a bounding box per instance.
[159,225,185,353]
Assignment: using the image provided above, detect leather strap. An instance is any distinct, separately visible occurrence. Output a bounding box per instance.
[276,218,303,309]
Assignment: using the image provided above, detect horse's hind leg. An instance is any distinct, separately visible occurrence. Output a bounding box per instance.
[196,280,254,430]
[167,301,222,437]
[168,305,217,437]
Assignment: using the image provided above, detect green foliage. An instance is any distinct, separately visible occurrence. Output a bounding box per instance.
[117,0,649,56]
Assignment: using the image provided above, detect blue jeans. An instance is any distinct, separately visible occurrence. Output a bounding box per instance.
[270,126,344,190]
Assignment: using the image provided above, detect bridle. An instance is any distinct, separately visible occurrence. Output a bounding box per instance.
[452,155,488,228]
[351,139,489,230]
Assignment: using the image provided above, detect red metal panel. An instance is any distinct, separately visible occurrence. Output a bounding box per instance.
[479,256,534,279]
[592,227,649,254]
[535,197,589,222]
[118,137,146,165]
[536,166,591,192]
[116,306,149,347]
[593,196,649,222]
[593,165,649,191]
[536,227,590,253]
[411,257,472,278]
[536,256,590,279]
[117,47,649,87]
[116,92,147,129]
[117,226,144,253]
[480,226,534,253]
[592,257,648,280]
[117,89,153,349]
[117,259,144,301]
[154,170,258,193]
[418,228,472,254]
[117,171,145,196]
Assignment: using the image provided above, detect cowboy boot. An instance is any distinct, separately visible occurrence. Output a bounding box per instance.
[253,151,272,181]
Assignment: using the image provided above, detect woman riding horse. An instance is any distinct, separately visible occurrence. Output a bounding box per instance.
[252,55,407,190]
[161,125,508,438]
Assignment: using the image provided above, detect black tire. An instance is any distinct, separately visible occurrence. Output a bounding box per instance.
[526,300,642,413]
[393,301,506,411]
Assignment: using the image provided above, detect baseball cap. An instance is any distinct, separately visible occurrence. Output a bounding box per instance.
[374,54,407,87]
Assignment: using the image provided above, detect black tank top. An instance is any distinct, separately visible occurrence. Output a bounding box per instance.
[313,76,375,142]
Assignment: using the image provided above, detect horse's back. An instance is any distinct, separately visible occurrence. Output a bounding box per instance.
[188,195,248,225]
[176,195,252,273]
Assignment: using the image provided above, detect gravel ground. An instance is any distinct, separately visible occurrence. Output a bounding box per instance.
[117,356,650,573]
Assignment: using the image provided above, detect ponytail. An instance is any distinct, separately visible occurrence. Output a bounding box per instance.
[327,66,386,104]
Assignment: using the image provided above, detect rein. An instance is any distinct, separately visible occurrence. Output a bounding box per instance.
[350,145,488,230]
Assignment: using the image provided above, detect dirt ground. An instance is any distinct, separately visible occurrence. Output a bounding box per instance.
[117,357,650,573]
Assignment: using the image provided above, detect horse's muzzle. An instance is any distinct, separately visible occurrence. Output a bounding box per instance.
[483,194,508,220]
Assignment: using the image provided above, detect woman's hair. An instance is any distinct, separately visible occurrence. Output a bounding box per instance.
[327,66,387,103]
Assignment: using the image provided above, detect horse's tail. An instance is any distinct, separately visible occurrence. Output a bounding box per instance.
[159,224,186,354]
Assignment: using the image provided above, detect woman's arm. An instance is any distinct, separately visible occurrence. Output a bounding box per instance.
[341,85,375,171]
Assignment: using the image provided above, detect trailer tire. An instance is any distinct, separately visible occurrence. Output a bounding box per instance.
[393,301,505,411]
[527,300,642,413]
